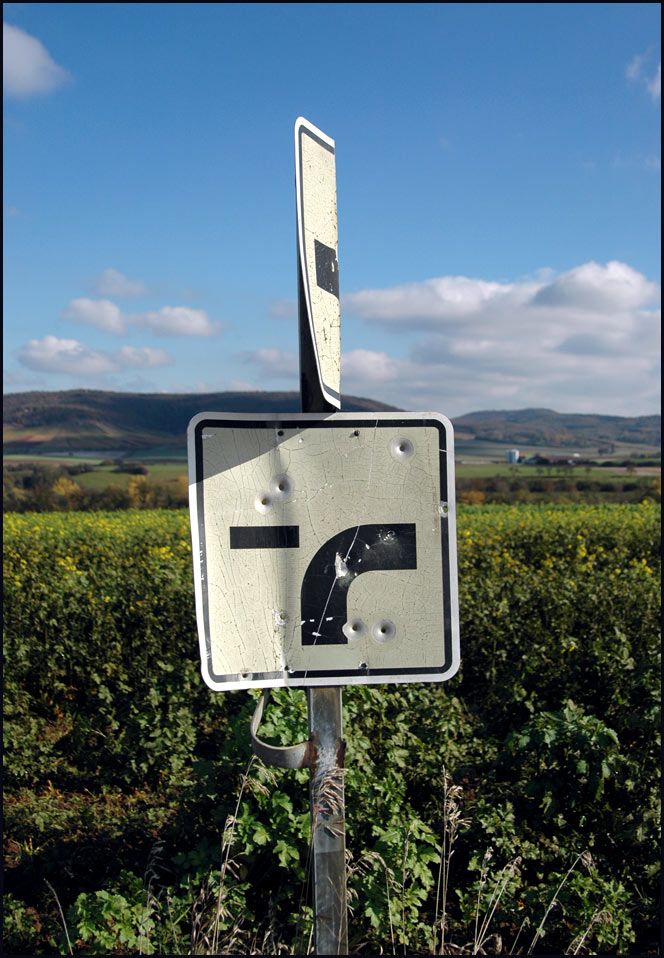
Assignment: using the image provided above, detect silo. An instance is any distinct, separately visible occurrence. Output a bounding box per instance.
[506,449,519,464]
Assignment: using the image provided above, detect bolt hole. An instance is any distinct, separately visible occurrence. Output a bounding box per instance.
[277,429,284,436]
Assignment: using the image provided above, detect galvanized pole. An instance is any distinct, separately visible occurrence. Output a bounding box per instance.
[296,117,348,956]
[299,302,348,954]
[299,253,349,956]
[305,685,347,955]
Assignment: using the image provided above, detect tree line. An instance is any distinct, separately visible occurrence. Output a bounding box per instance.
[3,459,660,512]
[3,461,188,512]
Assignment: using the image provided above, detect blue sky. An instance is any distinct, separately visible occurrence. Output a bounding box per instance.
[3,3,660,418]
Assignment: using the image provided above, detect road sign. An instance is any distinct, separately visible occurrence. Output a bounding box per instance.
[188,410,459,691]
[295,117,340,410]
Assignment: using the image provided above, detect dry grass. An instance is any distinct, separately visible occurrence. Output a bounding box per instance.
[48,764,614,956]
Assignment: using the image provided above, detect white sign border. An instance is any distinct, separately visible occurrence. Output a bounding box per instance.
[187,411,459,690]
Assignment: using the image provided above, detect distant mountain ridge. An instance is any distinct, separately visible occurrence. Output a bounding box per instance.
[2,390,661,453]
[2,389,399,453]
[453,407,661,448]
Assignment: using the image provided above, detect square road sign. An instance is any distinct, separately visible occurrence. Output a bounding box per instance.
[188,412,459,690]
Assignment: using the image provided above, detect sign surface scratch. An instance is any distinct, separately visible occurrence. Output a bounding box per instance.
[187,410,459,690]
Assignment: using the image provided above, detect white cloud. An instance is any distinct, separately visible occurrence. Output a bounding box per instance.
[531,261,659,312]
[345,262,659,331]
[554,333,622,357]
[341,349,401,382]
[62,298,126,335]
[626,52,647,81]
[343,276,518,328]
[17,336,118,376]
[625,49,661,101]
[241,347,299,379]
[339,261,660,417]
[15,335,173,379]
[235,262,660,416]
[114,346,173,368]
[341,347,660,419]
[3,23,70,98]
[135,306,221,337]
[61,299,222,337]
[90,268,147,299]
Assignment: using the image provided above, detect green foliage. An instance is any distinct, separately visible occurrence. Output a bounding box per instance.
[503,702,622,811]
[3,893,56,955]
[4,454,659,513]
[3,503,660,954]
[3,462,190,512]
[66,872,156,955]
[456,470,660,504]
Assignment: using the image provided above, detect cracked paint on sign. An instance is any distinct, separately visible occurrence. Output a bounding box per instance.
[187,411,459,691]
[296,118,340,407]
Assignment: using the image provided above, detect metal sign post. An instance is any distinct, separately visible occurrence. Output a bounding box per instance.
[296,117,348,957]
[186,117,460,957]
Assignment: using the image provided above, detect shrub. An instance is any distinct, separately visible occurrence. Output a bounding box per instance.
[3,504,660,954]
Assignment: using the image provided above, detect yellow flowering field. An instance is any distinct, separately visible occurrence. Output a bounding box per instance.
[2,502,660,955]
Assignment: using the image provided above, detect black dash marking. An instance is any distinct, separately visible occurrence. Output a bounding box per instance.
[314,240,339,298]
[230,526,300,549]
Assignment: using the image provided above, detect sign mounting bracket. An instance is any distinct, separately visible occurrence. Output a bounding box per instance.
[250,688,313,769]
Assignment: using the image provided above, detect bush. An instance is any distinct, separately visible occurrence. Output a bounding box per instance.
[3,504,660,954]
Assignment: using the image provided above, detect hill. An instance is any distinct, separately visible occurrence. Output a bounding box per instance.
[2,389,400,454]
[453,407,661,449]
[3,391,660,456]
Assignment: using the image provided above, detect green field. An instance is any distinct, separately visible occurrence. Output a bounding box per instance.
[3,504,660,955]
[3,454,106,465]
[3,456,188,493]
[454,437,661,459]
[75,462,187,490]
[4,453,659,489]
[454,462,660,481]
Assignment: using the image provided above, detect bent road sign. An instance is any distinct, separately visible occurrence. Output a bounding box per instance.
[188,411,459,691]
[295,117,341,410]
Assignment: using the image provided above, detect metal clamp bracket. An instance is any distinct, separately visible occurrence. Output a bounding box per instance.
[250,688,316,769]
